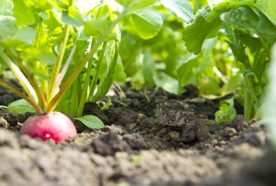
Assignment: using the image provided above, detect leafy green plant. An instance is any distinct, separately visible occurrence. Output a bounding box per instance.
[119,0,193,94]
[215,101,236,125]
[0,0,165,142]
[181,0,276,121]
[118,0,243,101]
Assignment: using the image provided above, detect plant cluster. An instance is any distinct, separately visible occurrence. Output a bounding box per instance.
[0,0,179,142]
[0,0,276,143]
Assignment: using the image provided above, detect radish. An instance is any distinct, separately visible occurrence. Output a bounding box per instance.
[0,1,121,143]
[20,112,77,143]
[0,26,81,144]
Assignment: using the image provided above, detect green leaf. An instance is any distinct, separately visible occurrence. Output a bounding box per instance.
[0,15,36,45]
[125,9,163,40]
[142,50,156,87]
[44,10,61,30]
[131,70,145,90]
[116,0,158,10]
[75,115,105,129]
[182,1,256,54]
[226,31,247,63]
[222,6,276,45]
[177,59,197,86]
[221,74,243,95]
[182,10,222,54]
[115,0,132,6]
[61,6,83,26]
[12,0,36,26]
[154,72,184,95]
[13,27,36,45]
[114,56,127,83]
[119,33,141,76]
[161,0,194,22]
[84,5,116,40]
[256,0,276,25]
[252,50,269,81]
[92,42,119,102]
[0,15,17,38]
[215,103,236,125]
[84,18,111,38]
[7,99,36,115]
[0,0,13,15]
[4,27,36,46]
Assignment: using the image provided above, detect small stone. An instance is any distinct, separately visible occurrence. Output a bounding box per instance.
[211,139,218,145]
[181,121,197,143]
[219,141,227,145]
[124,134,148,149]
[105,125,124,134]
[115,151,128,159]
[225,127,237,137]
[188,97,206,104]
[0,117,9,128]
[137,113,146,120]
[214,146,224,151]
[156,128,167,137]
[128,123,137,131]
[168,131,181,140]
[196,122,210,141]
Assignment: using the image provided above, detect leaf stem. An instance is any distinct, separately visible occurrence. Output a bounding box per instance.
[0,51,39,103]
[89,42,107,98]
[55,28,82,90]
[5,48,47,110]
[0,80,43,114]
[244,74,257,120]
[46,12,126,113]
[76,42,107,116]
[48,25,71,100]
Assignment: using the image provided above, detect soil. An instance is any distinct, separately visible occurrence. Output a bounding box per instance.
[0,85,273,186]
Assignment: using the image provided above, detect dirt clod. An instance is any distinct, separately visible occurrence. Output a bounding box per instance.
[92,132,129,156]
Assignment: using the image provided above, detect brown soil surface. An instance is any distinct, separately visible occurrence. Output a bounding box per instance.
[0,86,273,186]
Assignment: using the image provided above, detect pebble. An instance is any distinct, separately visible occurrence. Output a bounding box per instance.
[225,127,237,137]
[169,131,181,140]
[211,139,218,145]
[0,117,9,128]
[219,141,227,145]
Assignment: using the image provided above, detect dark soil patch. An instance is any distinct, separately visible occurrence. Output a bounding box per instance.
[0,86,272,186]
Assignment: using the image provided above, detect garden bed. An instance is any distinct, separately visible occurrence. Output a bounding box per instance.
[0,86,272,186]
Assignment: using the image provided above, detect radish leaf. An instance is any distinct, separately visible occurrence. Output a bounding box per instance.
[154,72,184,95]
[124,9,163,40]
[7,99,35,115]
[75,115,105,129]
[161,0,194,22]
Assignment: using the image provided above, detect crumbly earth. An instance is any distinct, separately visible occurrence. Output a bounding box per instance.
[0,86,272,186]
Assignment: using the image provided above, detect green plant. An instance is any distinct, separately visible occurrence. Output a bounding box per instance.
[181,0,276,121]
[215,100,236,125]
[118,0,243,102]
[0,0,166,141]
[123,0,275,123]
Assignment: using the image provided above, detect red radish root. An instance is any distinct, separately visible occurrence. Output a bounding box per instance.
[21,112,77,143]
